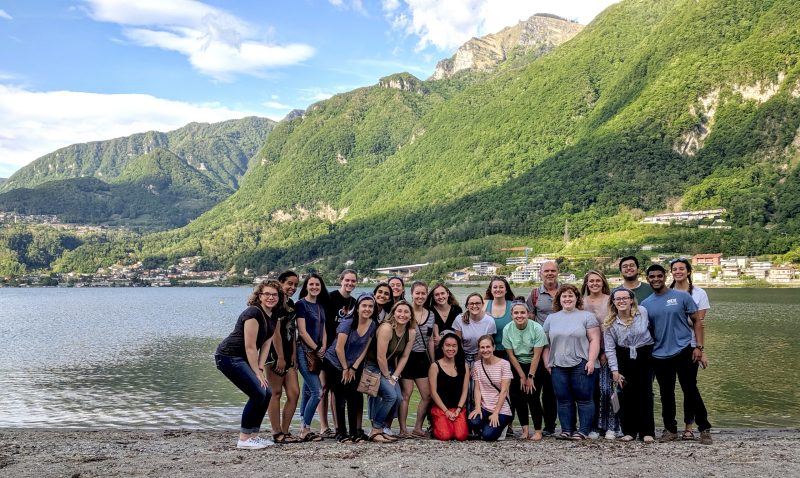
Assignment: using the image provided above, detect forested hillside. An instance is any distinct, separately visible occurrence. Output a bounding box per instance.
[20,0,800,275]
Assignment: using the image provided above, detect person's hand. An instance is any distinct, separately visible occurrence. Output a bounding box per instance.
[316,347,326,359]
[692,347,704,363]
[445,409,456,421]
[523,377,534,394]
[468,409,481,420]
[343,368,355,383]
[489,412,500,428]
[612,371,625,387]
[258,374,268,390]
[699,353,708,369]
[585,360,595,376]
[276,357,286,374]
[546,366,552,375]
[599,353,608,366]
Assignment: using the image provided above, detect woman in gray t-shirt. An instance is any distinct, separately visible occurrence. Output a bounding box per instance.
[542,284,601,440]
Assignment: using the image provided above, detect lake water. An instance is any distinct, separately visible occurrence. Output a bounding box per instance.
[1,287,798,429]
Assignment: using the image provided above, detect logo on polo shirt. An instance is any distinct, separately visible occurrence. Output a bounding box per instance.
[667,298,678,306]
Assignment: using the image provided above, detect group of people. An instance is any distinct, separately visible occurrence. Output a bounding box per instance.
[214,257,713,449]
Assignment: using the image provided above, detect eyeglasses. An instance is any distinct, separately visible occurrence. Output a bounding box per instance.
[467,302,483,307]
[613,296,632,302]
[260,292,279,298]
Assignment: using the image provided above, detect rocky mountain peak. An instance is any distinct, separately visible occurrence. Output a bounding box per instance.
[429,13,583,80]
[378,73,429,95]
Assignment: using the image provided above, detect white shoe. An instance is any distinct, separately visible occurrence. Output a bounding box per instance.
[383,427,393,436]
[236,436,272,449]
[587,431,600,440]
[605,430,616,440]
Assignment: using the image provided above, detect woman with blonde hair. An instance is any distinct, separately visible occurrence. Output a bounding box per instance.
[603,287,655,443]
[581,270,619,440]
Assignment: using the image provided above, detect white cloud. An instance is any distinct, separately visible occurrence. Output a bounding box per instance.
[84,0,315,80]
[383,0,619,51]
[0,84,262,177]
[263,101,291,110]
[0,9,12,20]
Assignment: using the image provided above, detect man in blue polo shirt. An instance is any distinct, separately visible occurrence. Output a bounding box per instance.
[641,264,712,445]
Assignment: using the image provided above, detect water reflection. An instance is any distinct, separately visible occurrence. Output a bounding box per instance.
[1,287,798,429]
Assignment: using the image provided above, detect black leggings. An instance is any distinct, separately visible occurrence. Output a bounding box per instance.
[323,360,363,439]
[510,362,545,429]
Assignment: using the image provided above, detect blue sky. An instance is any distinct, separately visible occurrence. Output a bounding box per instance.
[0,0,618,177]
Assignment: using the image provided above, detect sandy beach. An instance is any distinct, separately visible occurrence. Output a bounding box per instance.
[1,428,798,477]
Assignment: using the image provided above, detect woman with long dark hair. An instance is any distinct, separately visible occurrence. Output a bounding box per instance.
[214,280,281,449]
[373,282,395,323]
[669,257,711,443]
[426,282,462,346]
[429,331,469,441]
[388,276,407,303]
[322,293,378,443]
[295,273,330,442]
[484,276,515,359]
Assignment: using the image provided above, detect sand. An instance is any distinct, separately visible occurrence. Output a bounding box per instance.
[1,428,798,477]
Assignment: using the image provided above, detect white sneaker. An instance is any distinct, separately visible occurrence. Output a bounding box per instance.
[383,427,393,436]
[605,430,616,440]
[587,431,600,440]
[236,436,271,449]
[255,436,274,446]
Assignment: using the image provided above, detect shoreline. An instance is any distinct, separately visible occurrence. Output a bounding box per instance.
[2,428,798,477]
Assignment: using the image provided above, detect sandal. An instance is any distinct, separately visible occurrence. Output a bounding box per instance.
[281,433,302,443]
[570,432,587,441]
[301,431,323,442]
[337,435,353,444]
[682,430,695,441]
[351,435,365,443]
[397,431,416,439]
[411,430,428,438]
[273,432,287,443]
[368,432,393,443]
[558,432,572,440]
[320,428,336,439]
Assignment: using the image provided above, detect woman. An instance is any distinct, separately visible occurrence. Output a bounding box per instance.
[265,272,301,443]
[453,293,496,411]
[543,284,601,440]
[214,281,280,449]
[399,281,435,438]
[426,282,462,346]
[364,301,416,443]
[467,335,513,441]
[669,257,710,442]
[373,282,394,323]
[484,276,515,359]
[320,269,358,438]
[388,276,407,303]
[295,273,330,442]
[603,287,655,443]
[429,331,469,441]
[502,301,548,441]
[581,270,619,440]
[322,293,378,443]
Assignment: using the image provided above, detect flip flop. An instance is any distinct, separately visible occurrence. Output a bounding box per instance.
[368,432,394,443]
[301,432,323,442]
[682,430,695,441]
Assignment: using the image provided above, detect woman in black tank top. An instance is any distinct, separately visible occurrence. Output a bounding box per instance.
[428,332,469,441]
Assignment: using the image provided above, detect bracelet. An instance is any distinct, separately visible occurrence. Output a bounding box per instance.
[391,374,399,381]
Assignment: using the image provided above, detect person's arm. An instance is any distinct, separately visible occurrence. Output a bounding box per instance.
[457,365,469,418]
[335,331,349,382]
[376,325,392,379]
[426,322,435,362]
[346,337,372,384]
[489,372,511,427]
[243,319,268,389]
[603,327,624,383]
[542,346,551,374]
[585,327,601,375]
[272,317,286,373]
[505,348,527,391]
[528,346,542,391]
[691,309,706,362]
[468,369,483,419]
[433,323,441,347]
[428,362,449,414]
[394,329,416,379]
[296,309,318,350]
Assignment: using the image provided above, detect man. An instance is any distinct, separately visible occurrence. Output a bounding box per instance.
[525,260,560,436]
[641,264,712,445]
[619,255,653,303]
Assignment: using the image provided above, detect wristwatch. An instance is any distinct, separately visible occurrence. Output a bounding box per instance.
[527,373,535,379]
[695,345,704,352]
[391,374,399,381]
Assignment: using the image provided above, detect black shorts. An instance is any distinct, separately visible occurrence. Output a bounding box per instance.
[403,351,432,380]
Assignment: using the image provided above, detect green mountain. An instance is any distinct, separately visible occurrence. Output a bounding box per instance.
[1,116,275,192]
[54,0,800,274]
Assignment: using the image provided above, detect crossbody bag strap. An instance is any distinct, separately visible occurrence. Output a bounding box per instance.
[415,314,433,363]
[480,360,511,407]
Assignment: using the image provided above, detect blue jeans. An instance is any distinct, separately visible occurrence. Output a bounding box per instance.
[468,408,513,441]
[551,360,597,436]
[215,354,272,434]
[296,343,323,428]
[365,362,401,429]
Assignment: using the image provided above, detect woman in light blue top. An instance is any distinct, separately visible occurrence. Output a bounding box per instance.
[484,276,515,359]
[603,287,655,443]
